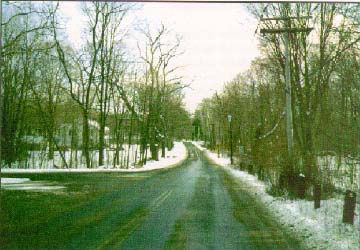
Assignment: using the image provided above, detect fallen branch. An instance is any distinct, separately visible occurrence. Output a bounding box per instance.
[260,110,285,140]
[345,155,360,164]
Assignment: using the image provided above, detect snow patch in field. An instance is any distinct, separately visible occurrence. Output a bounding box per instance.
[1,178,66,192]
[1,178,30,184]
[2,183,66,191]
[192,141,360,250]
[317,155,359,192]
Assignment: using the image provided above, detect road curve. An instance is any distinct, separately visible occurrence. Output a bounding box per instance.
[1,143,305,250]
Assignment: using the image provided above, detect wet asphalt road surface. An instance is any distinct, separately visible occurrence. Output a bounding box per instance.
[1,143,305,250]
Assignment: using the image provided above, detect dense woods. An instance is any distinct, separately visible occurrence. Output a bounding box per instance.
[1,2,192,169]
[195,3,360,197]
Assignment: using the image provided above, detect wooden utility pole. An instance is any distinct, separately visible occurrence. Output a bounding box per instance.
[0,0,2,183]
[228,115,233,164]
[284,28,293,156]
[260,15,313,159]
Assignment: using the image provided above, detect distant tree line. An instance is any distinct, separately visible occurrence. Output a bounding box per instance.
[1,2,192,168]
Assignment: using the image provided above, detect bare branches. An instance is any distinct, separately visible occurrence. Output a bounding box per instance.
[2,2,58,53]
[1,1,191,168]
[260,110,286,140]
[2,10,46,26]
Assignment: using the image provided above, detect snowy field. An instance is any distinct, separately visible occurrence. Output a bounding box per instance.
[192,141,360,250]
[3,144,143,169]
[317,155,360,193]
[1,141,187,174]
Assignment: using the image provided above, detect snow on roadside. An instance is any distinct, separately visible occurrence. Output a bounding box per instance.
[192,141,360,250]
[1,141,187,173]
[123,141,187,172]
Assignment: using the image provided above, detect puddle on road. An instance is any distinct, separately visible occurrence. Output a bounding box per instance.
[1,178,66,192]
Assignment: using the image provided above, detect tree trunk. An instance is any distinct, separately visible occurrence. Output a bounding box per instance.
[161,141,166,158]
[48,132,54,160]
[47,112,55,160]
[98,121,105,167]
[82,112,91,168]
[150,141,158,161]
[343,190,356,225]
[314,183,321,209]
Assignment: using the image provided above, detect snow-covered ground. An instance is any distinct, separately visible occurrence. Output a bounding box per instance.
[192,141,360,250]
[2,141,187,173]
[317,155,359,193]
[115,141,187,172]
[4,144,143,169]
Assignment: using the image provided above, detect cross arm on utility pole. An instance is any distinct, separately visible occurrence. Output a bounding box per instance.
[260,27,313,34]
[260,16,312,21]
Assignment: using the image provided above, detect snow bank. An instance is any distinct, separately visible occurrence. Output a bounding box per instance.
[192,141,360,250]
[121,141,187,172]
[193,141,231,166]
[2,142,187,173]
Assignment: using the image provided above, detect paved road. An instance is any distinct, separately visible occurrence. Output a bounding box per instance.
[1,143,304,250]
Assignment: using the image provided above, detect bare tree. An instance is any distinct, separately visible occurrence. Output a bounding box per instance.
[137,24,184,161]
[1,2,57,166]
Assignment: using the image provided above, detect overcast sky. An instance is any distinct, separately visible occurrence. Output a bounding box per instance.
[59,2,260,113]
